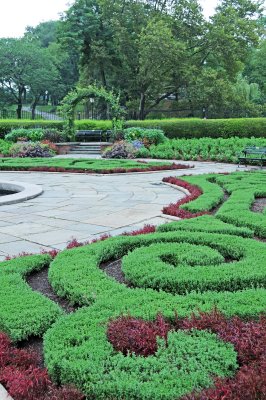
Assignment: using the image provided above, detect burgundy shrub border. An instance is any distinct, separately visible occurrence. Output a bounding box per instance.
[162,176,209,219]
[0,332,85,400]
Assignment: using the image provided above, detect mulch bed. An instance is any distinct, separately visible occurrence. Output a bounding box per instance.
[251,197,266,213]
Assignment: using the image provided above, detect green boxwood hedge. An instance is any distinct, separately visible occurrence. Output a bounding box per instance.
[0,119,112,138]
[125,118,266,139]
[1,118,265,139]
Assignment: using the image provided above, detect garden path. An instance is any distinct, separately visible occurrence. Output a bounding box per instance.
[0,161,250,259]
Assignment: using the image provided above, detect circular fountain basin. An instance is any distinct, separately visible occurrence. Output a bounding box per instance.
[0,181,43,206]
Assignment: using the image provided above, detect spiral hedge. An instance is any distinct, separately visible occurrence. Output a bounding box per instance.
[0,170,265,399]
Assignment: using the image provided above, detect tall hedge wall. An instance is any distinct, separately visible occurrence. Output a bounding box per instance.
[0,120,112,138]
[125,118,266,138]
[0,118,265,139]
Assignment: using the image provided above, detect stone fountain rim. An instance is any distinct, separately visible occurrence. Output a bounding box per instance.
[0,180,43,206]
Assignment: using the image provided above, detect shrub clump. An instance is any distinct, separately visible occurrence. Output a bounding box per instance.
[102,140,136,159]
[9,142,54,157]
[0,139,11,156]
[107,314,170,356]
[123,127,167,146]
[0,332,85,400]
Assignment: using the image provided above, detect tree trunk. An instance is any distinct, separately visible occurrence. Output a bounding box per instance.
[16,87,24,119]
[139,92,146,120]
[31,97,39,120]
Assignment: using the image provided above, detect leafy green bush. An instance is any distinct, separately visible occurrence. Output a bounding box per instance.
[0,139,11,156]
[126,118,266,139]
[124,127,167,145]
[5,128,44,142]
[0,120,64,138]
[137,137,266,163]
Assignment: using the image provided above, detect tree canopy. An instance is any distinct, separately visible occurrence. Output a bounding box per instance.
[0,0,264,119]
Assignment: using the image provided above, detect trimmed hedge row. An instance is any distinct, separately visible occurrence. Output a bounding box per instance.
[157,215,254,238]
[0,254,62,341]
[1,118,265,139]
[126,118,266,139]
[0,119,112,138]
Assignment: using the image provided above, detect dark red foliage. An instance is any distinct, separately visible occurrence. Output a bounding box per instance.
[66,238,84,249]
[177,309,266,366]
[0,332,85,400]
[178,310,266,400]
[123,224,156,236]
[91,233,111,243]
[5,249,58,261]
[162,176,209,218]
[107,314,171,356]
[183,359,266,400]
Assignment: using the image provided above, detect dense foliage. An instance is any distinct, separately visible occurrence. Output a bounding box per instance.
[0,0,265,119]
[137,136,266,163]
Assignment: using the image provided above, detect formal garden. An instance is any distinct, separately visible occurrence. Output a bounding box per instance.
[0,168,265,399]
[1,0,266,399]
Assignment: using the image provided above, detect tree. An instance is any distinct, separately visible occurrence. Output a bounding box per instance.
[0,39,61,119]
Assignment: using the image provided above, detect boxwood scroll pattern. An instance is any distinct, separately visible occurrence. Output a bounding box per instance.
[60,85,125,138]
[44,224,266,399]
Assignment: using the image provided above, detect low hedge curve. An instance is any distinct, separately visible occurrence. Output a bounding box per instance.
[44,228,266,399]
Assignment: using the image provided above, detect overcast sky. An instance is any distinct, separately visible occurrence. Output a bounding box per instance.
[0,0,218,38]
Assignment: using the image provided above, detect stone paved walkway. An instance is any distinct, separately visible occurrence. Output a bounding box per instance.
[0,161,250,259]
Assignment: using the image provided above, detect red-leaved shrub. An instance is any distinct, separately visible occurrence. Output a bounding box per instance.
[0,332,84,400]
[178,309,266,400]
[162,177,209,218]
[123,224,156,236]
[107,314,170,356]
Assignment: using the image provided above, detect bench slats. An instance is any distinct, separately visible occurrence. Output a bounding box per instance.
[238,146,266,167]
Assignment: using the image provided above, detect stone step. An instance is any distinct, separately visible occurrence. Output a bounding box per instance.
[71,147,101,151]
[69,151,101,154]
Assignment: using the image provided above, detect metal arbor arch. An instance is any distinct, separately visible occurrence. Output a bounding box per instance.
[60,86,124,137]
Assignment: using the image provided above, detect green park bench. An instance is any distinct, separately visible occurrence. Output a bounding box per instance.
[76,130,112,142]
[238,146,266,167]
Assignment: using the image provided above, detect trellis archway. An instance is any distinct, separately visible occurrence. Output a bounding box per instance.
[60,85,125,138]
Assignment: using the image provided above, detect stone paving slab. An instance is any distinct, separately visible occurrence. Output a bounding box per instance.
[0,161,252,257]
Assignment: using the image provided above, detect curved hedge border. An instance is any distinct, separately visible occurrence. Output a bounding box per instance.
[43,228,266,399]
[0,254,62,341]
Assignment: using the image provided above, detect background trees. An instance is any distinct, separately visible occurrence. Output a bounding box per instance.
[0,0,264,119]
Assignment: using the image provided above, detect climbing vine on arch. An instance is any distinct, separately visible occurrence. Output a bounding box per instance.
[60,85,125,138]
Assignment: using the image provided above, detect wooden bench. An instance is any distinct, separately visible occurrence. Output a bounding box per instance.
[76,130,112,142]
[238,147,266,167]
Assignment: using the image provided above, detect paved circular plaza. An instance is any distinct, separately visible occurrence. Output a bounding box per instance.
[0,161,249,259]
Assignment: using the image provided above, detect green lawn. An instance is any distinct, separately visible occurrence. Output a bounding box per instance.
[0,157,182,173]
